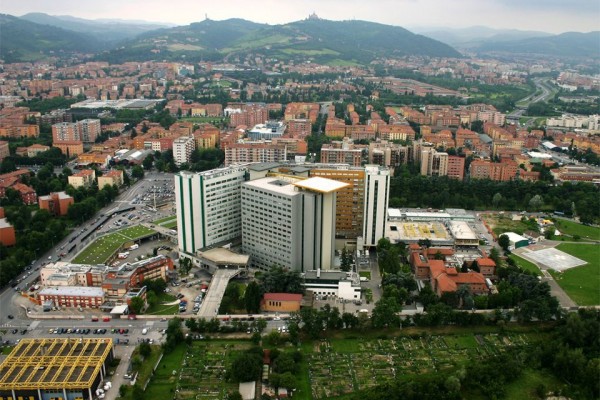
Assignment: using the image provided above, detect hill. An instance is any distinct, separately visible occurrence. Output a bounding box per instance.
[0,14,101,62]
[21,12,173,45]
[98,17,462,64]
[478,31,600,58]
[418,26,553,49]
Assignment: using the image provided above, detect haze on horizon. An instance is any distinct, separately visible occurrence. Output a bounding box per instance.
[3,0,599,35]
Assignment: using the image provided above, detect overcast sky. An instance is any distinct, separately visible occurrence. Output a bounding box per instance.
[3,0,599,34]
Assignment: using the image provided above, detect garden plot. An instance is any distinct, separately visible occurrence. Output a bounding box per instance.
[307,333,533,400]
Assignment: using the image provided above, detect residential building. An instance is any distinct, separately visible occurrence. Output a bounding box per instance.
[78,119,101,143]
[420,147,449,177]
[97,169,124,189]
[0,141,8,162]
[68,169,96,188]
[361,165,390,248]
[175,166,248,255]
[447,156,465,180]
[224,143,287,166]
[320,139,365,167]
[25,143,50,157]
[38,191,74,216]
[53,141,84,157]
[173,136,196,166]
[0,218,16,246]
[241,176,348,271]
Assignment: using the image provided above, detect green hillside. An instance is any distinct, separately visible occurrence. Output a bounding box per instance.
[98,17,462,64]
[0,14,101,62]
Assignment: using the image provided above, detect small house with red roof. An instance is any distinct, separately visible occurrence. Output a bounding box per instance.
[261,293,303,312]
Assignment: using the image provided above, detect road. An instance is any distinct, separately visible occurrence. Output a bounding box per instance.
[0,171,175,330]
[197,269,241,318]
[507,77,556,128]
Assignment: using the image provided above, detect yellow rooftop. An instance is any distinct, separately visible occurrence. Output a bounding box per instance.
[292,177,349,193]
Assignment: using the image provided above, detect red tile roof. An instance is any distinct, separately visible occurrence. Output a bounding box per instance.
[476,258,496,267]
[263,293,303,302]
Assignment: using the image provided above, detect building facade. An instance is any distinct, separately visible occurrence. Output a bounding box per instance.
[173,136,196,166]
[241,177,347,272]
[175,166,248,255]
[361,165,390,248]
[38,191,74,216]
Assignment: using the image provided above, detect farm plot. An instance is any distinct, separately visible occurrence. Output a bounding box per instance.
[307,333,533,399]
[147,341,249,400]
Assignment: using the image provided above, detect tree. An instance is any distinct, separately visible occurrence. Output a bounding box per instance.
[131,385,144,400]
[258,266,304,294]
[244,281,262,314]
[230,351,262,382]
[131,165,144,179]
[129,296,145,314]
[226,392,243,400]
[139,342,152,358]
[340,247,352,272]
[544,226,556,239]
[529,194,544,211]
[492,193,503,209]
[498,234,510,251]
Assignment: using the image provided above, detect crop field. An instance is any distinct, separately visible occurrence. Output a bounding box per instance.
[71,225,155,264]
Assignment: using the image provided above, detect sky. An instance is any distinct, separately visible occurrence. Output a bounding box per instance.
[2,0,599,34]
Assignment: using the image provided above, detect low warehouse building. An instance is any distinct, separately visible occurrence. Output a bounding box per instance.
[0,338,113,400]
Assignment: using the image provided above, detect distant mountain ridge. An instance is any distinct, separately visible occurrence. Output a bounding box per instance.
[0,14,102,62]
[20,12,173,45]
[415,26,599,58]
[479,31,600,58]
[99,17,462,64]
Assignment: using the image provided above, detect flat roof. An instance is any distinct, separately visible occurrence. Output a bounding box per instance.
[200,247,250,266]
[0,338,112,390]
[39,286,104,297]
[448,221,478,240]
[292,176,349,193]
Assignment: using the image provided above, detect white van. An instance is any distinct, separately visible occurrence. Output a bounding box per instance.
[141,328,148,335]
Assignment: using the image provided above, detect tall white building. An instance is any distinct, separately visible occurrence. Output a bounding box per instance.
[175,166,248,255]
[241,176,348,272]
[362,165,390,248]
[173,136,196,166]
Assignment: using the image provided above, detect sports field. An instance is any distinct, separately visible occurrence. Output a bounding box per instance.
[72,225,156,265]
[548,243,600,306]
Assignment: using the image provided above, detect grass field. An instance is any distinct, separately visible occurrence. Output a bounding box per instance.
[553,218,600,241]
[146,293,179,315]
[71,225,156,264]
[120,345,163,399]
[482,213,536,237]
[509,254,541,275]
[144,344,187,399]
[153,215,177,225]
[359,271,371,279]
[549,243,600,305]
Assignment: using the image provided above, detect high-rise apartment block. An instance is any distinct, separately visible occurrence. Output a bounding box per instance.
[173,136,196,166]
[361,165,390,248]
[420,148,449,177]
[175,166,248,255]
[241,177,347,271]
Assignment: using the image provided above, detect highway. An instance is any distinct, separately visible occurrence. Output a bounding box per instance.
[507,77,556,128]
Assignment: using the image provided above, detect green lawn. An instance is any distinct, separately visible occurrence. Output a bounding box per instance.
[549,243,600,305]
[553,218,600,241]
[118,225,156,240]
[503,369,562,400]
[153,215,177,225]
[162,220,178,229]
[359,271,371,279]
[121,345,163,399]
[509,254,541,275]
[72,225,156,264]
[144,344,187,399]
[146,293,179,315]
